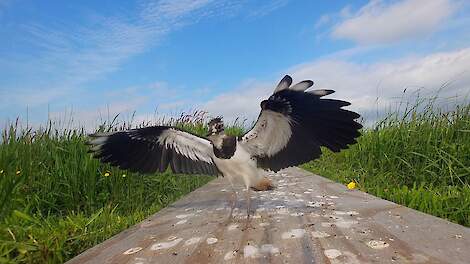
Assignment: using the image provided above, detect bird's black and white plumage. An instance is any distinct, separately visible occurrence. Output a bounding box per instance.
[87,75,362,190]
[240,75,362,172]
[87,126,220,176]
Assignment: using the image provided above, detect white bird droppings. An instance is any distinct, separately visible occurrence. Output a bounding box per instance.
[244,245,259,258]
[324,249,342,259]
[123,247,142,255]
[290,212,304,217]
[227,223,238,231]
[206,237,218,245]
[335,220,358,228]
[167,236,178,241]
[184,237,202,246]
[311,231,331,238]
[310,213,321,217]
[260,244,280,254]
[276,207,289,215]
[151,238,183,250]
[224,250,237,260]
[367,240,390,249]
[307,201,324,208]
[281,229,306,239]
[175,213,194,219]
[175,219,187,225]
[329,195,339,199]
[335,210,359,216]
[133,257,147,264]
[321,222,335,227]
[259,222,270,227]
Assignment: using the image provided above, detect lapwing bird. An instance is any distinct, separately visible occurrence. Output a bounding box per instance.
[87,75,362,222]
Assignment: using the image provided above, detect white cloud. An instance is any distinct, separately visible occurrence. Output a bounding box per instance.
[0,0,234,112]
[247,0,289,18]
[314,14,330,29]
[201,47,470,125]
[202,79,273,123]
[46,97,148,131]
[332,0,456,44]
[146,0,214,18]
[0,0,288,127]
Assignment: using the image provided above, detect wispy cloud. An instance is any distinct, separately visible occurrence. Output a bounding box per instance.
[246,0,289,18]
[290,47,470,110]
[142,0,214,19]
[332,0,457,44]
[202,79,272,122]
[0,0,238,112]
[314,14,330,29]
[48,97,148,130]
[202,47,470,125]
[1,0,291,127]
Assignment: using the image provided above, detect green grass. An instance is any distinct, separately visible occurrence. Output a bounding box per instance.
[1,99,469,263]
[302,98,470,227]
[0,111,244,263]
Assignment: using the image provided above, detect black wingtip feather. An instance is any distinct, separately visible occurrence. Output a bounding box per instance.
[307,89,335,97]
[281,75,292,85]
[261,89,362,168]
[86,126,219,176]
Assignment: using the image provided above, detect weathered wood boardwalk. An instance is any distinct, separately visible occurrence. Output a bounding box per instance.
[67,167,470,264]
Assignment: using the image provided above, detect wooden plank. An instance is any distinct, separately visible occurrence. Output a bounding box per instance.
[67,167,470,264]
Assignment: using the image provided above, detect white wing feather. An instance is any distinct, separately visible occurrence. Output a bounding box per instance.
[158,128,214,163]
[241,110,293,157]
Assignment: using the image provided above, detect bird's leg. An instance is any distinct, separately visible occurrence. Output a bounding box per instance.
[246,187,251,218]
[227,188,237,220]
[243,187,253,230]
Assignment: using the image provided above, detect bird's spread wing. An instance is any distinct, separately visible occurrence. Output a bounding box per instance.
[87,126,220,175]
[240,75,362,172]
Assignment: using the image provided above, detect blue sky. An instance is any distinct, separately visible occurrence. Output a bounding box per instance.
[1,0,469,129]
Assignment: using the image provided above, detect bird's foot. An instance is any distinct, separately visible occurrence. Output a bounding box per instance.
[251,177,275,191]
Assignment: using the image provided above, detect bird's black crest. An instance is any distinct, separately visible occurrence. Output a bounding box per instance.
[208,117,223,127]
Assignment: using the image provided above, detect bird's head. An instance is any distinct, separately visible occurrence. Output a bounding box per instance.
[207,117,224,136]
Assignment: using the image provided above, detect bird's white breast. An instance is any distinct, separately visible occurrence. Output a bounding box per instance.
[213,142,262,189]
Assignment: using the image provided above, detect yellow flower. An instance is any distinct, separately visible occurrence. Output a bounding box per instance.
[18,247,27,255]
[104,172,110,177]
[0,169,3,174]
[122,174,126,178]
[16,170,21,175]
[347,181,356,190]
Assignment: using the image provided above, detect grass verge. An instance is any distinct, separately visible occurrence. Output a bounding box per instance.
[302,99,470,226]
[0,111,244,263]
